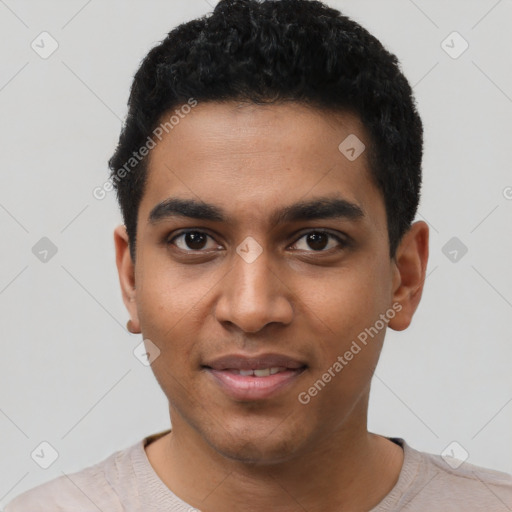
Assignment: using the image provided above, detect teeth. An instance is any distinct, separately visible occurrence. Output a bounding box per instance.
[233,367,284,377]
[254,368,271,377]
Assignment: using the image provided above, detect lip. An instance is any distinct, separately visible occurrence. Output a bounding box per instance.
[203,352,306,371]
[205,367,306,401]
[202,352,307,401]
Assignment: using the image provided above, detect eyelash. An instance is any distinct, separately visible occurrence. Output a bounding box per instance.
[166,229,349,254]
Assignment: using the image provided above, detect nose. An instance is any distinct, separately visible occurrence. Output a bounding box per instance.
[214,249,294,333]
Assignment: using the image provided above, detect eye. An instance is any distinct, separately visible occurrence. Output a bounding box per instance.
[167,229,347,254]
[290,230,347,252]
[168,230,219,251]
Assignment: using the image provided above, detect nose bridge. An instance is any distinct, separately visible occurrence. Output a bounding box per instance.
[214,246,293,332]
[233,250,273,301]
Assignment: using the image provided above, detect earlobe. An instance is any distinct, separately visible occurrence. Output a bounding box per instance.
[388,221,429,332]
[114,225,141,334]
[127,319,140,334]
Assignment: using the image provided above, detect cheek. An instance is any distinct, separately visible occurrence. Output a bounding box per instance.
[134,255,226,379]
[136,251,214,328]
[136,281,199,401]
[301,259,392,407]
[135,277,193,361]
[310,262,390,341]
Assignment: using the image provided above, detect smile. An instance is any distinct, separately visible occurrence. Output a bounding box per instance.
[204,366,306,401]
[225,367,287,376]
[202,352,308,401]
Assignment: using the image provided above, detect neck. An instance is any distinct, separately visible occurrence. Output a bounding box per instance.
[146,404,404,511]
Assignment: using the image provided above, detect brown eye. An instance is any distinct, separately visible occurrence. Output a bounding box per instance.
[170,231,216,251]
[291,231,346,252]
[305,232,329,251]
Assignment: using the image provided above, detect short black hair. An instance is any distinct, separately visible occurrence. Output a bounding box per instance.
[108,0,423,260]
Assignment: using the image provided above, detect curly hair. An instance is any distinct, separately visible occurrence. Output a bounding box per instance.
[108,0,423,260]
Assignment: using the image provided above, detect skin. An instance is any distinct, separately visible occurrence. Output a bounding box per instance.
[114,101,429,511]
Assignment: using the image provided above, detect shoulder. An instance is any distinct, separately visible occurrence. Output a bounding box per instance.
[4,441,141,512]
[403,441,512,511]
[4,472,102,512]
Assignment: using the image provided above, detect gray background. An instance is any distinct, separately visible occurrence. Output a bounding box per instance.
[1,0,511,505]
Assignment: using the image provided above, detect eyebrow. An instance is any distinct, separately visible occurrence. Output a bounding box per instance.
[148,196,365,226]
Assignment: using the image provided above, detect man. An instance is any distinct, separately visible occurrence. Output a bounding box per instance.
[6,0,512,510]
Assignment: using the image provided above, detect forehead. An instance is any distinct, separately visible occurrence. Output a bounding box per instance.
[139,101,385,230]
[150,101,366,162]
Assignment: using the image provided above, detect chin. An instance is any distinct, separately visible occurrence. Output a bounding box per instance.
[203,420,308,466]
[215,439,298,465]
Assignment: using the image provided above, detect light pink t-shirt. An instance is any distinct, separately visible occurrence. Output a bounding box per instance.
[5,430,512,511]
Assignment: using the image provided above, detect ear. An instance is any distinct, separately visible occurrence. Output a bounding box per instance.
[388,221,429,331]
[114,225,141,334]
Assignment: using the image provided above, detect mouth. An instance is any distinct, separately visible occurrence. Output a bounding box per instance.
[213,367,293,377]
[202,353,308,401]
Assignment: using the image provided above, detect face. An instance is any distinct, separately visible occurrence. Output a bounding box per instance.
[116,101,428,464]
